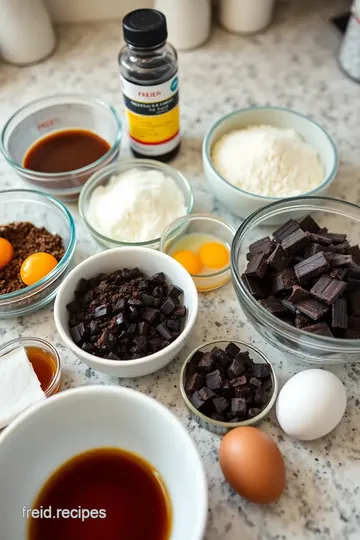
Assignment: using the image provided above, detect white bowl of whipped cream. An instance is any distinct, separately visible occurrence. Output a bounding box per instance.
[79,159,194,249]
[203,106,338,220]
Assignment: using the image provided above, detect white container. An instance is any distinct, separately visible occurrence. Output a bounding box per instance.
[155,0,212,50]
[0,0,56,65]
[338,1,360,83]
[218,0,275,35]
[202,107,338,220]
[0,385,208,540]
[54,247,198,378]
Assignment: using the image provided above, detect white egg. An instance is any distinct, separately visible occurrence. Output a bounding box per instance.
[276,369,347,441]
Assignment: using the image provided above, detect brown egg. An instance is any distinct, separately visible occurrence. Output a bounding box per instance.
[219,426,286,504]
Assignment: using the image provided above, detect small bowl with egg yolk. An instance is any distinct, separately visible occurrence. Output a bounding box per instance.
[160,214,235,292]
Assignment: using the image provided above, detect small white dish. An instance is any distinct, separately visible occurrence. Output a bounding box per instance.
[202,106,338,220]
[0,385,208,540]
[54,247,198,378]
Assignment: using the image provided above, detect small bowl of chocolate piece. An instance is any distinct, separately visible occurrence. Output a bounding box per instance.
[54,247,198,378]
[232,196,360,364]
[180,340,278,435]
[0,189,76,318]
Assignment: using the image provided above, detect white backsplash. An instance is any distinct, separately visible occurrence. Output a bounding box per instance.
[45,0,153,22]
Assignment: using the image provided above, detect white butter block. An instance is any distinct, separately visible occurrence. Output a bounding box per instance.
[0,346,45,429]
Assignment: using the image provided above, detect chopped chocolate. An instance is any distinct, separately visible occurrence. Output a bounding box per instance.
[143,307,158,324]
[230,375,248,387]
[333,241,350,253]
[288,285,309,303]
[272,268,298,295]
[211,412,225,422]
[227,359,245,379]
[249,377,261,389]
[327,254,353,267]
[348,316,360,330]
[151,272,166,285]
[345,277,360,292]
[259,297,288,317]
[306,232,332,246]
[344,329,360,339]
[281,228,309,254]
[167,284,183,298]
[295,298,329,320]
[206,369,223,390]
[172,305,187,318]
[160,298,176,316]
[198,386,216,402]
[213,397,229,415]
[267,244,291,271]
[302,322,333,337]
[70,322,87,345]
[198,352,215,373]
[254,387,269,406]
[310,274,347,305]
[244,252,268,279]
[298,214,320,234]
[294,252,330,282]
[348,291,360,316]
[190,391,206,410]
[248,236,274,257]
[280,298,297,314]
[347,245,360,265]
[273,219,300,242]
[329,268,348,280]
[211,347,231,367]
[231,398,247,417]
[332,298,348,330]
[251,363,271,378]
[321,232,347,244]
[248,408,262,418]
[295,313,311,328]
[156,323,172,340]
[234,386,253,400]
[225,342,241,358]
[66,300,80,314]
[241,274,268,299]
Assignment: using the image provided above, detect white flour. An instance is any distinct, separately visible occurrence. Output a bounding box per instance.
[88,168,187,242]
[212,125,324,197]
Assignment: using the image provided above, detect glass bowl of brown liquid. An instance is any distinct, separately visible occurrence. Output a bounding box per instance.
[0,95,122,202]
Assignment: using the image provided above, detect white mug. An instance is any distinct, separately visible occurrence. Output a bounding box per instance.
[218,0,275,35]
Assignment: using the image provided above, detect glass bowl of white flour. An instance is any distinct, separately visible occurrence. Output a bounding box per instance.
[203,106,338,223]
[79,159,194,249]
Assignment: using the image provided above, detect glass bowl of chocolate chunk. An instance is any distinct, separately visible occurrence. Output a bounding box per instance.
[180,340,278,435]
[232,196,360,365]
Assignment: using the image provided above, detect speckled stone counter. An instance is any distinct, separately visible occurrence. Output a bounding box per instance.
[1,1,360,538]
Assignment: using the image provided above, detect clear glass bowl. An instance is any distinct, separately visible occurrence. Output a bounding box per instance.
[0,189,76,318]
[79,159,194,249]
[160,214,235,292]
[179,340,278,435]
[0,95,122,202]
[231,196,360,364]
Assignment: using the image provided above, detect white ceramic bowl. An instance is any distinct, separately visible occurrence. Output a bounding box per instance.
[0,385,208,540]
[54,247,198,378]
[203,106,338,219]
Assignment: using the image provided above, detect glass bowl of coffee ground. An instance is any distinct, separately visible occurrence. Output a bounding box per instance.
[0,189,76,318]
[180,340,278,435]
[0,95,122,202]
[232,196,360,365]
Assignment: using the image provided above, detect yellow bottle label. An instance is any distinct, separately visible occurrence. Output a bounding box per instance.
[120,74,180,156]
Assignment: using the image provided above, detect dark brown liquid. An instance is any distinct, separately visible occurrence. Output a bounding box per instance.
[26,347,57,392]
[28,447,171,540]
[23,129,111,173]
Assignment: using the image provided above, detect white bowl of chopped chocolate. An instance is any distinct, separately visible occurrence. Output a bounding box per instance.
[54,247,198,377]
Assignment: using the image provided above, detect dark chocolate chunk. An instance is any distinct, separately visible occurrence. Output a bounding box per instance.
[152,286,164,298]
[143,307,158,324]
[89,320,100,335]
[128,298,142,306]
[141,294,154,307]
[347,245,360,265]
[106,352,120,360]
[149,337,163,352]
[288,285,309,303]
[230,375,248,387]
[151,272,166,285]
[298,214,320,234]
[113,298,126,313]
[235,352,252,366]
[227,359,245,379]
[231,398,247,417]
[306,232,332,246]
[166,318,181,331]
[249,377,261,389]
[213,397,229,414]
[234,386,253,401]
[272,268,298,295]
[302,322,333,337]
[198,386,216,402]
[295,297,329,320]
[244,252,268,279]
[327,254,353,267]
[66,299,81,314]
[348,291,360,316]
[225,342,241,358]
[348,316,360,330]
[127,306,139,321]
[267,244,291,271]
[156,323,172,340]
[259,297,288,317]
[219,379,231,397]
[115,312,126,329]
[280,298,297,314]
[172,305,187,318]
[81,342,93,353]
[198,352,215,373]
[263,378,273,391]
[294,252,330,282]
[248,237,274,258]
[211,413,225,422]
[332,298,348,330]
[345,277,360,292]
[295,313,311,328]
[206,369,223,390]
[248,408,262,418]
[138,321,149,336]
[211,347,231,366]
[190,391,206,410]
[273,219,300,242]
[160,298,176,316]
[333,241,350,253]
[185,372,205,394]
[329,267,348,280]
[132,336,148,353]
[70,322,87,345]
[281,228,309,254]
[321,232,347,244]
[241,274,268,299]
[251,363,271,378]
[127,323,137,337]
[168,284,183,298]
[254,387,269,406]
[344,329,360,339]
[94,304,110,319]
[310,274,347,305]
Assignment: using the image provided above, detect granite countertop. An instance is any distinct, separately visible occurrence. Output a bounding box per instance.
[1,0,360,538]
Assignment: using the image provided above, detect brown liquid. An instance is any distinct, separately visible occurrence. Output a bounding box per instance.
[26,347,57,393]
[23,129,111,173]
[28,447,172,540]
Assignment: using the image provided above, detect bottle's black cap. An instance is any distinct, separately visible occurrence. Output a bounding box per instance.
[122,9,167,48]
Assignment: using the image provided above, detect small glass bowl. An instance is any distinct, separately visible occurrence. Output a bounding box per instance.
[79,159,194,249]
[160,214,235,292]
[180,340,278,435]
[0,189,76,318]
[0,94,122,202]
[232,196,360,364]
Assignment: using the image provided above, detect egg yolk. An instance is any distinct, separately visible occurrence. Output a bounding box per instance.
[199,242,229,270]
[172,250,202,275]
[20,252,58,286]
[0,238,14,269]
